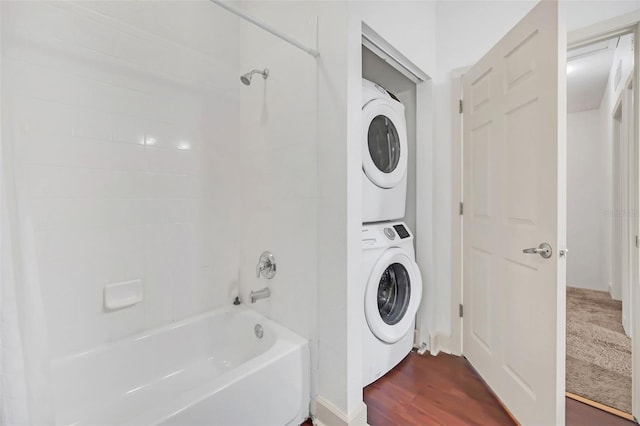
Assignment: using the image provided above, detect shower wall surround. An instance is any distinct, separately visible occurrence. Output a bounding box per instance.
[3,1,244,359]
[237,1,318,356]
[3,0,420,421]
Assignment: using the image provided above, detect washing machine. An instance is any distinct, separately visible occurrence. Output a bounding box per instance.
[362,78,408,223]
[361,221,422,387]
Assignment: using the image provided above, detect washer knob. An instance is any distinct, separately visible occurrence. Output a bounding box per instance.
[383,228,396,240]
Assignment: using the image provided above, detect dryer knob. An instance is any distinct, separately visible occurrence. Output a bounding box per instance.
[383,228,396,240]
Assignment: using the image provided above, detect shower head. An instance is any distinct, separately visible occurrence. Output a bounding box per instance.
[240,68,269,86]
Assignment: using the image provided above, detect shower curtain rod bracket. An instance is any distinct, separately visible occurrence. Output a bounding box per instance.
[209,0,319,58]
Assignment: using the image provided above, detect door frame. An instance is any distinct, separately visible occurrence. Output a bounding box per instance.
[451,11,640,419]
[611,76,635,340]
[450,66,467,356]
[624,78,636,341]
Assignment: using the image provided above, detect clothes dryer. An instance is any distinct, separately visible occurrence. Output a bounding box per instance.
[362,78,408,223]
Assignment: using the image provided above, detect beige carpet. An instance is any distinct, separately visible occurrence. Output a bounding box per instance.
[566,286,632,414]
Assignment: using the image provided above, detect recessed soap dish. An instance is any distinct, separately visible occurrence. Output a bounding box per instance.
[104,279,142,311]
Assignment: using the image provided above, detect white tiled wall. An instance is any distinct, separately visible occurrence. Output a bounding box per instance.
[235,2,318,342]
[3,1,324,416]
[3,0,243,358]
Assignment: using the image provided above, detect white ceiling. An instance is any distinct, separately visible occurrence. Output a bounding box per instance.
[567,38,617,113]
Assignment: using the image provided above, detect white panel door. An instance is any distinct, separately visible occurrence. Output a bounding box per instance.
[462,1,566,425]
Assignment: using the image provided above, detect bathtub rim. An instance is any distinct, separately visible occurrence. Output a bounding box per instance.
[124,336,310,426]
[52,304,311,426]
[51,304,306,367]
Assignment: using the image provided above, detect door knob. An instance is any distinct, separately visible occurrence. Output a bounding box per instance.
[522,243,552,259]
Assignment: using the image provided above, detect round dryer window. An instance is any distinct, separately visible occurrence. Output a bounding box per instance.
[362,99,408,189]
[368,116,401,174]
[365,248,422,344]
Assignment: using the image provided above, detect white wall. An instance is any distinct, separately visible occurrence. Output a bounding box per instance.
[233,0,321,410]
[567,109,609,291]
[3,0,362,420]
[599,33,635,300]
[2,0,337,353]
[567,33,634,295]
[433,0,640,342]
[237,2,364,418]
[235,1,359,418]
[356,2,436,77]
[237,1,438,419]
[2,1,245,359]
[3,1,353,420]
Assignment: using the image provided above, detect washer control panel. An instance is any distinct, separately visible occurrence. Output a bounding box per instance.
[383,227,396,240]
[393,224,410,239]
[361,222,413,249]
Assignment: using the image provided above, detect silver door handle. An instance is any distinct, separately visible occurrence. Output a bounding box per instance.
[522,243,552,259]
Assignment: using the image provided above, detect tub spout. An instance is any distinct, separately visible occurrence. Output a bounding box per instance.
[249,287,271,303]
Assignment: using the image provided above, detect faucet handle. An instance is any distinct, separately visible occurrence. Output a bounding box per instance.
[256,251,276,279]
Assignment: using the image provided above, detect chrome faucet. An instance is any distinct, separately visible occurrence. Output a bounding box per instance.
[249,287,271,303]
[256,251,276,279]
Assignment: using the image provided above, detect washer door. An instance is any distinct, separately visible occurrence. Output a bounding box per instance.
[365,248,422,344]
[362,99,407,189]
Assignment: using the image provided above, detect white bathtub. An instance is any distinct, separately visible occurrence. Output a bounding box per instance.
[51,305,310,426]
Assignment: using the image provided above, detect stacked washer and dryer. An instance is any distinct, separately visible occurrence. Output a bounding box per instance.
[361,78,423,386]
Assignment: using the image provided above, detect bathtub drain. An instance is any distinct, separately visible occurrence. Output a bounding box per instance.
[254,324,264,339]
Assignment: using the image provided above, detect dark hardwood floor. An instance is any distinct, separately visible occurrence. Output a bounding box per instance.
[302,351,636,425]
[361,352,636,426]
[363,352,515,425]
[566,397,635,426]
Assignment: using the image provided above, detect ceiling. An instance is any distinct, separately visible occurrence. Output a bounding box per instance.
[567,38,618,113]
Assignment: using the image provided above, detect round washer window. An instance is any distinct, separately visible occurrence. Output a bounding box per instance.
[368,115,401,174]
[377,262,411,325]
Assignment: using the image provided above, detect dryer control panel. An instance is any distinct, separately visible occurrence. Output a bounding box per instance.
[362,221,413,249]
[392,224,410,239]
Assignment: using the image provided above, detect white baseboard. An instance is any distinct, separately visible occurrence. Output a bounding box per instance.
[609,282,623,301]
[429,332,452,356]
[313,396,368,426]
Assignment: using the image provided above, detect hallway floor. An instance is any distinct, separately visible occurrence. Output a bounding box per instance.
[566,286,632,413]
[362,352,635,426]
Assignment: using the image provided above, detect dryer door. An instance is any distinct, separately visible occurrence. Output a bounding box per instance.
[362,99,407,189]
[365,248,422,343]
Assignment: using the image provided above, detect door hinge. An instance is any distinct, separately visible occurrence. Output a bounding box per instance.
[459,304,464,318]
[459,201,464,215]
[459,99,463,114]
[636,235,638,248]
